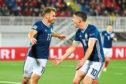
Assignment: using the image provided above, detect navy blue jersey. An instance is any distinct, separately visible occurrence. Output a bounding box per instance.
[101,31,117,48]
[27,21,53,59]
[74,24,105,62]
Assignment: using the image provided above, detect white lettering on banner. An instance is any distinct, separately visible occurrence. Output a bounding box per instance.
[0,49,9,59]
[58,49,62,58]
[50,49,56,58]
[75,55,79,59]
[11,49,15,59]
[20,53,25,57]
[116,48,124,58]
[0,49,15,59]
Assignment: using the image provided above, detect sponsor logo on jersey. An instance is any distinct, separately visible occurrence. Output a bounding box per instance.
[89,33,95,36]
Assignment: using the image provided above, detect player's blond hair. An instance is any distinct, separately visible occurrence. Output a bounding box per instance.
[42,7,56,16]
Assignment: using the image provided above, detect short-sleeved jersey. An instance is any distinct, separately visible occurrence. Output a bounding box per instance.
[27,21,53,59]
[101,31,117,48]
[74,24,105,62]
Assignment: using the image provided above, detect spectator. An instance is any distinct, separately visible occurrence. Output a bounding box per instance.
[0,0,125,16]
[0,0,4,7]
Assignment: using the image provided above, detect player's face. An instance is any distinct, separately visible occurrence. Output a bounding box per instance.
[107,25,112,32]
[72,15,80,28]
[48,11,56,24]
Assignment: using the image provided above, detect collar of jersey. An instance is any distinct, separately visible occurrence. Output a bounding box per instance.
[81,24,88,33]
[107,30,112,34]
[41,20,50,28]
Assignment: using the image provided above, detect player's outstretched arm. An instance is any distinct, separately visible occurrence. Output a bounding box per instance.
[53,42,78,66]
[76,38,96,70]
[28,30,37,45]
[51,30,66,40]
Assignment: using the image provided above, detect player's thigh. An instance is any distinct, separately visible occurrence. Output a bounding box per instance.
[23,56,36,78]
[105,55,111,61]
[73,60,90,82]
[33,59,47,76]
[83,75,94,84]
[73,70,86,82]
[87,61,104,80]
[31,73,41,81]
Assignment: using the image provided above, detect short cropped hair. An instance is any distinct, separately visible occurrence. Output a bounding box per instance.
[108,24,112,26]
[42,7,56,16]
[73,11,87,22]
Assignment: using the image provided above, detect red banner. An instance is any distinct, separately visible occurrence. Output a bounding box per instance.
[49,47,84,60]
[0,47,28,61]
[112,46,126,59]
[0,46,126,61]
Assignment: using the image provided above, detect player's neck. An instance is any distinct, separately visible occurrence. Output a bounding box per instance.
[107,30,112,33]
[42,19,51,27]
[79,22,87,30]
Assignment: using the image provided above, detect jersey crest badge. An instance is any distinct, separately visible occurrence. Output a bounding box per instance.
[85,33,88,39]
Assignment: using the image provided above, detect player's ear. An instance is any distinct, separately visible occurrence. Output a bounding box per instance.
[79,19,81,23]
[45,14,49,19]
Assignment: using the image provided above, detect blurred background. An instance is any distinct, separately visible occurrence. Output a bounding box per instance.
[0,0,126,47]
[0,0,126,84]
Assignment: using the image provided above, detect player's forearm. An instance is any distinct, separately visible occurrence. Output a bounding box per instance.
[28,30,37,39]
[52,31,60,37]
[61,46,76,61]
[83,38,96,62]
[83,47,93,62]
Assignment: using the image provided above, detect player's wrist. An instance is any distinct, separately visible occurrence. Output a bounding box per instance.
[29,37,35,40]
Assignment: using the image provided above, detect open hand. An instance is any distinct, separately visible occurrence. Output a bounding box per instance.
[30,38,37,45]
[53,58,63,66]
[76,59,85,70]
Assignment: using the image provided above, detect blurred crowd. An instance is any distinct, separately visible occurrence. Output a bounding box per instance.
[77,0,126,16]
[0,0,126,17]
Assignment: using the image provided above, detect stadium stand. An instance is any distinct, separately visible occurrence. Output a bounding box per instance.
[0,16,126,46]
[0,0,126,47]
[0,0,126,16]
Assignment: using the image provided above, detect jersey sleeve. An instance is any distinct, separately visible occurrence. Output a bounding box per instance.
[73,29,81,42]
[112,32,117,41]
[114,32,117,38]
[31,22,40,32]
[89,28,99,40]
[101,31,105,37]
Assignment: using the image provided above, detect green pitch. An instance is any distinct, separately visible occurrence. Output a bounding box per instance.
[0,60,126,84]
